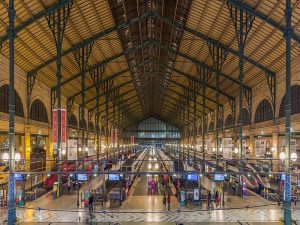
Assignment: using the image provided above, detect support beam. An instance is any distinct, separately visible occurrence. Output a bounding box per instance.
[151,11,275,76]
[169,79,221,106]
[227,0,254,198]
[51,39,152,90]
[152,40,251,91]
[67,68,129,101]
[46,0,72,188]
[85,81,134,109]
[284,0,292,224]
[7,0,16,223]
[227,0,300,43]
[208,43,228,166]
[0,0,73,44]
[155,59,235,101]
[96,92,137,115]
[28,12,151,76]
[167,88,213,112]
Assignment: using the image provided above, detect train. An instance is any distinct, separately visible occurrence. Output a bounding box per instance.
[44,153,116,190]
[44,160,93,189]
[246,163,270,189]
[120,148,146,185]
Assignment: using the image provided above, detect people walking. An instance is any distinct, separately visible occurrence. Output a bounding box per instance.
[162,193,167,209]
[207,190,211,209]
[167,192,171,210]
[88,194,94,213]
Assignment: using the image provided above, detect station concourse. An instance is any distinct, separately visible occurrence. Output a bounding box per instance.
[0,0,300,224]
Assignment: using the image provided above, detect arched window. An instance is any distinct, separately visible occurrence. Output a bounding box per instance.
[30,99,48,123]
[216,118,222,130]
[96,124,100,133]
[88,121,94,131]
[208,121,214,132]
[80,119,87,130]
[199,116,207,133]
[238,108,250,125]
[68,114,78,128]
[0,84,24,117]
[279,85,300,117]
[225,114,234,128]
[254,99,273,123]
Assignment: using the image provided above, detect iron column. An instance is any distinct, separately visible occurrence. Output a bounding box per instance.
[7,0,16,223]
[284,0,292,223]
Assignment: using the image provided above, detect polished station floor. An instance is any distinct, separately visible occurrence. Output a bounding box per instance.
[0,148,297,224]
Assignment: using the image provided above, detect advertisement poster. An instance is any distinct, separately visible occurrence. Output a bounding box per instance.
[52,109,58,149]
[222,138,233,159]
[87,140,96,156]
[255,139,266,156]
[67,139,77,160]
[205,139,213,154]
[61,109,66,149]
[193,189,199,201]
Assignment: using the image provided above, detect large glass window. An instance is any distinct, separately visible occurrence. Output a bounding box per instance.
[131,117,180,139]
[254,99,273,123]
[279,85,300,117]
[225,114,234,128]
[0,84,24,117]
[238,108,250,125]
[68,114,78,128]
[30,99,48,123]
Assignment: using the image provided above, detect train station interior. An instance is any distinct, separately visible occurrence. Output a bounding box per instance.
[1,0,300,224]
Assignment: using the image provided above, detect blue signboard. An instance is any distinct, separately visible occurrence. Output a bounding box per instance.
[109,174,120,181]
[77,174,88,181]
[214,174,225,181]
[187,173,198,181]
[14,173,23,181]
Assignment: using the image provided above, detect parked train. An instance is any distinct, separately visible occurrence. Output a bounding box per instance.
[44,160,94,189]
[246,163,270,189]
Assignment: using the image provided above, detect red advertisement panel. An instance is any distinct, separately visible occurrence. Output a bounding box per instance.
[52,109,58,149]
[61,109,66,149]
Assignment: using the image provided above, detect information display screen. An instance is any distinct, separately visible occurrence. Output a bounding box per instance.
[14,173,23,181]
[187,173,198,181]
[214,174,225,181]
[109,174,120,181]
[77,174,88,181]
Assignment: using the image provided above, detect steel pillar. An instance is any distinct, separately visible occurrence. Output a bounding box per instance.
[196,66,212,168]
[101,79,115,159]
[74,42,93,159]
[266,73,276,122]
[26,72,37,124]
[227,2,254,197]
[208,43,228,166]
[90,65,105,166]
[7,0,16,223]
[284,0,292,223]
[46,0,72,187]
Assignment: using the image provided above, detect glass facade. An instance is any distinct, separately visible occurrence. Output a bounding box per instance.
[125,117,180,139]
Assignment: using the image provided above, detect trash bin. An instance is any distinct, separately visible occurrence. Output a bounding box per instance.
[53,182,62,199]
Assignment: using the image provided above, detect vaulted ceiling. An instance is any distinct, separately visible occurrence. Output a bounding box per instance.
[0,0,299,129]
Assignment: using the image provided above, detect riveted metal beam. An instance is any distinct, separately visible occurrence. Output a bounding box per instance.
[227,0,300,43]
[0,0,73,44]
[51,40,152,90]
[151,11,275,77]
[84,80,133,108]
[155,59,234,101]
[169,79,221,107]
[152,40,251,91]
[28,12,152,76]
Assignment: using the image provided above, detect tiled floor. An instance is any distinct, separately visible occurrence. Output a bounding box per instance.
[0,149,296,224]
